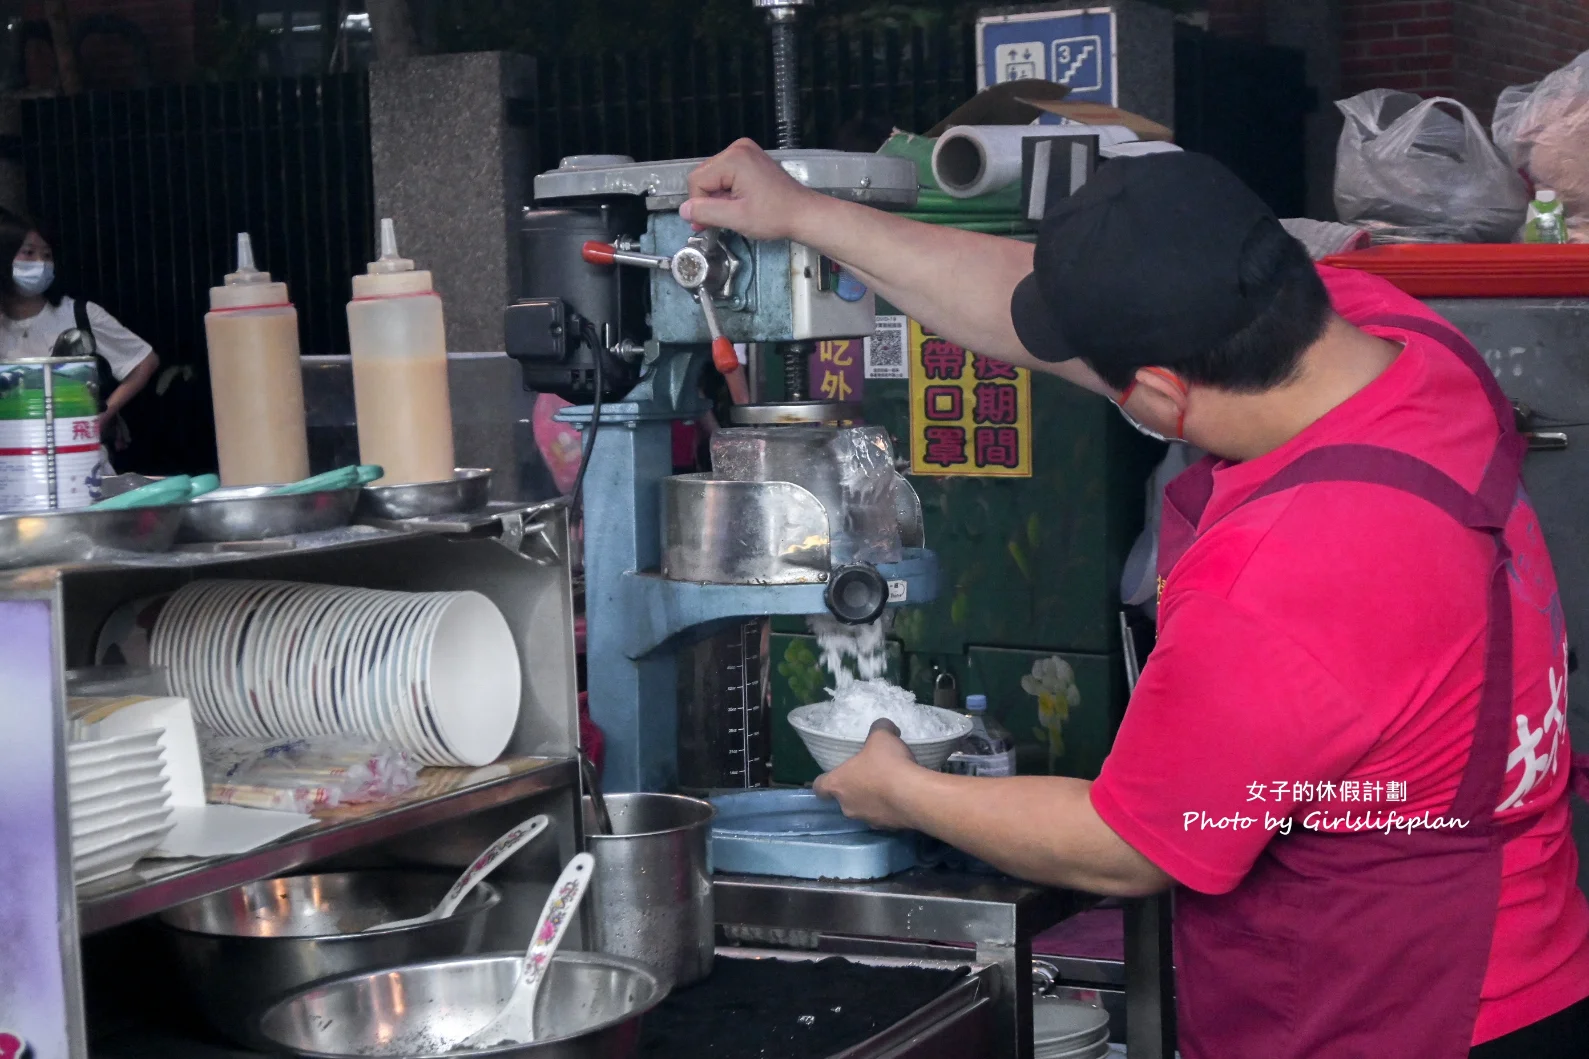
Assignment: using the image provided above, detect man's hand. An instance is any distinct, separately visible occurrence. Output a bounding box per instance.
[812,723,921,830]
[682,140,824,241]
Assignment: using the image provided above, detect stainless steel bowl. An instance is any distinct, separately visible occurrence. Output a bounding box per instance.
[258,951,668,1058]
[157,871,501,1047]
[178,484,361,542]
[0,504,182,569]
[360,468,493,520]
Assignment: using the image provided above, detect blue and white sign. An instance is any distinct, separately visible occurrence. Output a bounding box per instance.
[977,6,1117,108]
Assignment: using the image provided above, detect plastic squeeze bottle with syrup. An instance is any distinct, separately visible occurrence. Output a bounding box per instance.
[204,233,311,486]
[346,218,455,485]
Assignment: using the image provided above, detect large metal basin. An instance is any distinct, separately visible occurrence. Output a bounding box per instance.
[157,871,500,1047]
[257,950,667,1058]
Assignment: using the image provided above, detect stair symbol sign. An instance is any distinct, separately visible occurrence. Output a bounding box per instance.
[1051,34,1104,93]
[1060,43,1095,83]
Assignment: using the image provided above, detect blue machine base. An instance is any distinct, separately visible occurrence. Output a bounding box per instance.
[709,789,920,881]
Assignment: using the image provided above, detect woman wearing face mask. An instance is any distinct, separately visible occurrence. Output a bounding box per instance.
[0,212,159,458]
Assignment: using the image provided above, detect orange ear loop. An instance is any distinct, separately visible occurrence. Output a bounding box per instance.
[1115,368,1189,440]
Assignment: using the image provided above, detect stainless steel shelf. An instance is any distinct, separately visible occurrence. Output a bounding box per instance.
[76,756,577,935]
[715,869,1085,946]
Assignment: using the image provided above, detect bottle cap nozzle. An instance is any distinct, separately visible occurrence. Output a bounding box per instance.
[1538,189,1558,203]
[224,232,272,286]
[368,217,416,274]
[966,694,988,712]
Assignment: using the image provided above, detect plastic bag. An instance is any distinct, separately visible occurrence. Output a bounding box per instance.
[1493,50,1589,244]
[200,732,420,814]
[1334,90,1529,244]
[1119,444,1205,623]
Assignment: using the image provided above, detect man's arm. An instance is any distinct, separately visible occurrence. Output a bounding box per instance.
[683,140,1119,399]
[812,732,1171,896]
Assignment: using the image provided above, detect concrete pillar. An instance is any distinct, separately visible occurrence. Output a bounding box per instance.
[368,51,535,353]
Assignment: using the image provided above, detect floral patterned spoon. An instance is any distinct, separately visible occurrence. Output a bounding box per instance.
[461,852,595,1048]
[362,815,550,932]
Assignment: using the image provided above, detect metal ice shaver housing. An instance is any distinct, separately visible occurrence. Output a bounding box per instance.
[509,150,935,792]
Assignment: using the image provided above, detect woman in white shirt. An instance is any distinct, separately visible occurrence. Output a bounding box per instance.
[0,213,159,456]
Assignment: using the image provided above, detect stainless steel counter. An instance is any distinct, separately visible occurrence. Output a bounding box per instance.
[715,870,1092,1059]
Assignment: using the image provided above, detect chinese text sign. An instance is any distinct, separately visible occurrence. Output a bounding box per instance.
[908,321,1032,477]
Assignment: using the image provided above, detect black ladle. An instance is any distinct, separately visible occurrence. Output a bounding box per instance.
[581,752,613,836]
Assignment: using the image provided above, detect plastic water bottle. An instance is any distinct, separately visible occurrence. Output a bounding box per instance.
[1523,189,1568,244]
[945,694,1017,777]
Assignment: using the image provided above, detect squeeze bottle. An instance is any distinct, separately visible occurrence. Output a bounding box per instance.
[346,218,455,485]
[204,233,311,486]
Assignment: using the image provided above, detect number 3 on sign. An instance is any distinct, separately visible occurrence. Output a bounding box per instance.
[0,1032,29,1059]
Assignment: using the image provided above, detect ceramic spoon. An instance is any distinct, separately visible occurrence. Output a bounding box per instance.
[361,814,551,932]
[460,852,595,1048]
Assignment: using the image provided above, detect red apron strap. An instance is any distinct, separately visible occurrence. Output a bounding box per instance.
[1360,313,1511,427]
[1359,312,1527,518]
[1241,443,1501,530]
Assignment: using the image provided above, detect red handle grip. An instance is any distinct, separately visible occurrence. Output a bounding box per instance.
[712,337,751,404]
[582,241,617,266]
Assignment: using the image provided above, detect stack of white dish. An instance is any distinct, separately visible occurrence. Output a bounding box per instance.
[69,730,175,883]
[1033,997,1112,1059]
[148,580,521,767]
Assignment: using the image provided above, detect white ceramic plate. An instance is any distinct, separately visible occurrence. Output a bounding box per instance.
[397,593,452,762]
[424,592,520,767]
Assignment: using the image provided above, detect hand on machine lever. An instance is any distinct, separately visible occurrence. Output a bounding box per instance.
[581,236,751,405]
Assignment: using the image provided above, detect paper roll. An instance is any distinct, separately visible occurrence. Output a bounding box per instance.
[932,124,1140,199]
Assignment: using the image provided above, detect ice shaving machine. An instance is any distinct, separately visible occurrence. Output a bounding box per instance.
[506,151,941,792]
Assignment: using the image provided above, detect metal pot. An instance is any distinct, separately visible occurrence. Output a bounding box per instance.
[257,950,667,1058]
[583,792,714,987]
[157,871,500,1047]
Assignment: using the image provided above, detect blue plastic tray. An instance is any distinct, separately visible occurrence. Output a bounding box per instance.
[709,789,919,880]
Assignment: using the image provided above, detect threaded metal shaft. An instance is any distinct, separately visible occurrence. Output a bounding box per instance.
[770,18,799,150]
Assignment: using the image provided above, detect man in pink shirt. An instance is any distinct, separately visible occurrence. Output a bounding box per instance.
[681,143,1589,1058]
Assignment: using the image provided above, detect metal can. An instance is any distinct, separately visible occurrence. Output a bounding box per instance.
[585,792,716,987]
[0,356,101,513]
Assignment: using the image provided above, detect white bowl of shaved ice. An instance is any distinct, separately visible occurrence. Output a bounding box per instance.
[788,678,974,772]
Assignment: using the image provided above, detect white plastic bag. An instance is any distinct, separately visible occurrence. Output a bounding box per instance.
[1493,50,1589,244]
[1334,90,1529,243]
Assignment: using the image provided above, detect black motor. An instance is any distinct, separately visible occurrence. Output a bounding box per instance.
[505,201,647,401]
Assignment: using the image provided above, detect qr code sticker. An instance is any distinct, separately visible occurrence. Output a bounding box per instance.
[867,315,909,379]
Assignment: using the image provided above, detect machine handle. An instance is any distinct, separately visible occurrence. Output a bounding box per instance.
[711,336,739,376]
[582,240,617,265]
[582,241,673,271]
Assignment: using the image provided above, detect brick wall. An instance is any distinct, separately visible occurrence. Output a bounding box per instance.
[1210,0,1589,122]
[1453,0,1589,123]
[21,0,198,89]
[1206,0,1265,41]
[1338,0,1456,98]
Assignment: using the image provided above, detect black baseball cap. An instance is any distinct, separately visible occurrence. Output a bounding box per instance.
[1010,151,1285,373]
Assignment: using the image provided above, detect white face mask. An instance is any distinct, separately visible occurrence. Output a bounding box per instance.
[13,260,53,296]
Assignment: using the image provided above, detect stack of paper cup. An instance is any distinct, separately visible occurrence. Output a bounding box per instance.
[149,580,521,767]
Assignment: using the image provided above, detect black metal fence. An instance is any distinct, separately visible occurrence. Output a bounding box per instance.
[521,24,978,163]
[22,73,373,367]
[22,74,373,473]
